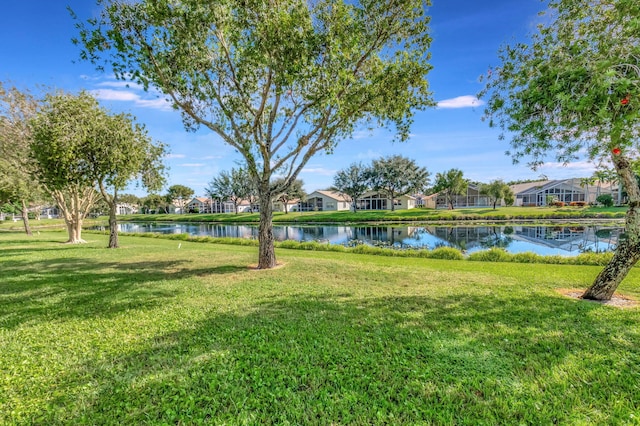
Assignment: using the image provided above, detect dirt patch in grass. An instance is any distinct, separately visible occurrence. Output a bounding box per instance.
[248,262,286,271]
[556,288,639,309]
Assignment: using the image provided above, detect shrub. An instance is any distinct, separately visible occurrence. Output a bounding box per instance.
[428,247,464,260]
[596,194,614,207]
[569,201,587,207]
[511,252,543,263]
[468,248,511,262]
[552,201,565,207]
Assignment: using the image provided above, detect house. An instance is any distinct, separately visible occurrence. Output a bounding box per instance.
[298,190,351,211]
[434,183,492,209]
[357,191,417,210]
[273,198,300,213]
[185,197,257,214]
[511,179,616,206]
[41,206,60,219]
[116,203,138,215]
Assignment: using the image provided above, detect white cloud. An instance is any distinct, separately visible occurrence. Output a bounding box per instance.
[179,163,206,167]
[165,154,186,159]
[437,95,484,109]
[89,88,171,111]
[356,149,381,160]
[301,167,336,176]
[96,81,144,90]
[538,161,597,175]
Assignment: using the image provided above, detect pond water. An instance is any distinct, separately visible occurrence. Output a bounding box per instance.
[110,222,623,256]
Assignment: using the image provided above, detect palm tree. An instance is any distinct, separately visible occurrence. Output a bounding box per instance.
[579,176,596,204]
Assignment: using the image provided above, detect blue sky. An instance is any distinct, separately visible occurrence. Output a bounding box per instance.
[0,1,596,197]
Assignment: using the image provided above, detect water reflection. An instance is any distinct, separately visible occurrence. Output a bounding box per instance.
[110,222,622,256]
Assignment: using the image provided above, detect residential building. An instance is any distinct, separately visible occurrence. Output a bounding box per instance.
[298,191,351,212]
[434,183,491,209]
[511,179,617,206]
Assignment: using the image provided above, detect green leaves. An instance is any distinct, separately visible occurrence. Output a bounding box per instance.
[481,0,640,165]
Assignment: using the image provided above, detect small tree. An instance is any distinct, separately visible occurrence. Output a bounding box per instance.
[368,156,429,211]
[207,168,250,214]
[596,194,614,207]
[166,185,194,214]
[480,180,514,210]
[333,162,371,212]
[142,194,169,214]
[480,0,640,300]
[0,83,47,236]
[272,178,305,214]
[433,169,468,210]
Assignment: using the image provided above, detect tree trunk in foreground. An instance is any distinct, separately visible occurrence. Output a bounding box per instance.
[20,200,32,236]
[107,201,119,248]
[65,219,85,244]
[582,154,640,300]
[257,193,277,269]
[51,187,97,244]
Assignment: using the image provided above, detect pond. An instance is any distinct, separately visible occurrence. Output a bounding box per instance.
[109,222,623,256]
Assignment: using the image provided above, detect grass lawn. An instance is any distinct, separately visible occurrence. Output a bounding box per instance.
[1,231,639,424]
[122,205,627,224]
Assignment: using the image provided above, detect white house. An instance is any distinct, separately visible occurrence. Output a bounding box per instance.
[511,179,617,206]
[298,190,351,212]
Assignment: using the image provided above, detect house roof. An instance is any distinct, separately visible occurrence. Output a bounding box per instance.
[509,180,550,195]
[310,190,351,202]
[189,197,210,203]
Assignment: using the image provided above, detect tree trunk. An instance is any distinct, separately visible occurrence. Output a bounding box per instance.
[257,191,277,269]
[66,219,86,244]
[107,201,119,248]
[20,200,32,236]
[582,154,640,300]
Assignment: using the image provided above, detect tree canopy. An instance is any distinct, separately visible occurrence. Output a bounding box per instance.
[333,162,371,212]
[480,180,514,210]
[432,169,467,210]
[0,82,46,235]
[480,0,640,300]
[30,91,166,245]
[206,169,250,214]
[166,185,194,214]
[73,0,434,268]
[369,155,429,211]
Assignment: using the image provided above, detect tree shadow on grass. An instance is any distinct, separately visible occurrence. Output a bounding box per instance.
[0,257,248,329]
[15,292,640,425]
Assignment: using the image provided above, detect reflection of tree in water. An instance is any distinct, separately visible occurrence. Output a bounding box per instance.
[580,226,618,253]
[479,226,513,249]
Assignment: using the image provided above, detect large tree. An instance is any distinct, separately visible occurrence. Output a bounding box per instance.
[74,0,434,268]
[432,169,468,210]
[369,155,429,211]
[30,92,104,244]
[31,91,166,247]
[0,83,47,236]
[480,0,640,300]
[333,162,371,212]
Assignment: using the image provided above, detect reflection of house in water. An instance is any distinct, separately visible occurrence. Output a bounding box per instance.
[429,226,503,251]
[510,226,620,253]
[348,226,421,246]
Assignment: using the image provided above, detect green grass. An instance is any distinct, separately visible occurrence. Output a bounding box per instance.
[1,232,639,424]
[122,205,627,224]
